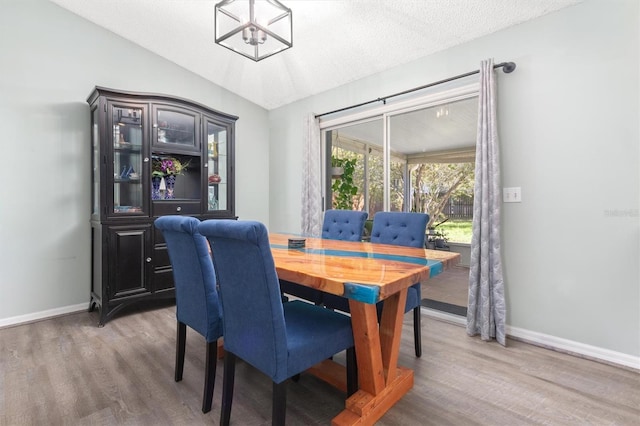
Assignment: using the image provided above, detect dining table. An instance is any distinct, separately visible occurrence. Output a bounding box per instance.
[269,233,460,426]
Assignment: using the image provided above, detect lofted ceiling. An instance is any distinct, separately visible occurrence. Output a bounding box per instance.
[49,0,580,111]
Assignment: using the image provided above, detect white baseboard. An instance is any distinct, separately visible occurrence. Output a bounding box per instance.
[0,303,88,329]
[506,324,640,371]
[422,308,640,371]
[423,307,467,326]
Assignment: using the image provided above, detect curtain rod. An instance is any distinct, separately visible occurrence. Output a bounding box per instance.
[315,61,516,119]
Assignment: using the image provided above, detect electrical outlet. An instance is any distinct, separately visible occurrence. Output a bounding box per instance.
[503,187,522,203]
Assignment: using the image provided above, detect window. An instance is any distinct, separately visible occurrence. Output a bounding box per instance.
[323,84,478,243]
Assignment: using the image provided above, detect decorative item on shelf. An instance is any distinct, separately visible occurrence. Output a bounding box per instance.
[158,120,168,143]
[208,140,218,158]
[164,174,176,199]
[113,125,120,144]
[151,156,189,200]
[208,174,221,185]
[208,188,218,210]
[114,205,142,213]
[120,165,134,180]
[151,158,165,200]
[159,157,187,176]
[151,176,162,200]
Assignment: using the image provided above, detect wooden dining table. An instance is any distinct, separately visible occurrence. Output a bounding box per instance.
[269,233,460,426]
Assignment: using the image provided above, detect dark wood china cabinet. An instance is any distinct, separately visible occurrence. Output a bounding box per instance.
[88,87,237,326]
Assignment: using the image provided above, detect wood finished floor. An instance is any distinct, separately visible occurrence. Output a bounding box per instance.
[422,265,470,308]
[1,301,638,425]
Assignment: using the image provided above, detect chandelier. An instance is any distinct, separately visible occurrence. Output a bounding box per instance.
[214,0,293,62]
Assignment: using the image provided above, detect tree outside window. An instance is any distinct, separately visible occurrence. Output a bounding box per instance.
[331,145,474,243]
[411,162,474,243]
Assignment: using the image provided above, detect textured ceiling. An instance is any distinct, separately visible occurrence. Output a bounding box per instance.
[49,0,579,110]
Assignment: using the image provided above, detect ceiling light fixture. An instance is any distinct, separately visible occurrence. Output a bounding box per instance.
[214,0,292,62]
[436,105,450,118]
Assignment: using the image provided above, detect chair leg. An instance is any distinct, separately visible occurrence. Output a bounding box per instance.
[220,352,236,426]
[272,381,287,426]
[202,340,217,413]
[346,347,358,397]
[413,306,422,358]
[175,321,186,382]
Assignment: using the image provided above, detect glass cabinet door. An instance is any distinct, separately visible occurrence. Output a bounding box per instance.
[112,105,144,214]
[206,119,230,212]
[154,106,199,152]
[91,107,100,218]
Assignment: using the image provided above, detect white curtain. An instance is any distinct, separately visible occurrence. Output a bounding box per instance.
[301,113,323,237]
[467,59,507,345]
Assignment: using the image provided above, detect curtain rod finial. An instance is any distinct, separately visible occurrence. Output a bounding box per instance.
[503,62,516,73]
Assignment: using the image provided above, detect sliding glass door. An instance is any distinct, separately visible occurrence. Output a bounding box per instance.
[324,89,479,224]
[325,118,383,218]
[322,86,479,315]
[388,96,478,229]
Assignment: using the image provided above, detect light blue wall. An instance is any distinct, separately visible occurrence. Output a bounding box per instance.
[0,0,269,320]
[1,0,637,361]
[269,0,639,357]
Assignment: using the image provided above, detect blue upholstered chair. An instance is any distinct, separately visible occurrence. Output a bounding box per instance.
[280,209,368,304]
[323,211,429,357]
[198,220,357,426]
[154,216,223,414]
[321,209,369,241]
[370,211,429,357]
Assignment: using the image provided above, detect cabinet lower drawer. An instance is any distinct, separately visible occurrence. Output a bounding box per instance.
[153,201,201,216]
[154,267,175,291]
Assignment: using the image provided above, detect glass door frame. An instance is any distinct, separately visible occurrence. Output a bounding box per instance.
[106,100,148,217]
[202,114,235,217]
[320,83,479,213]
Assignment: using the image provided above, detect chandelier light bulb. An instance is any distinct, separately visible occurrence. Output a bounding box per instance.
[242,26,267,45]
[242,27,251,43]
[257,29,266,44]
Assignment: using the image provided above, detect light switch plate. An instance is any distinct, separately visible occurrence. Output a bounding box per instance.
[503,187,522,203]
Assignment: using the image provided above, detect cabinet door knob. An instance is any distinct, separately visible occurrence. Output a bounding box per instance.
[176,206,182,212]
[146,257,152,263]
[144,157,149,163]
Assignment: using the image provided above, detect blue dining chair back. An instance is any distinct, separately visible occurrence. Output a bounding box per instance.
[370,211,428,248]
[371,211,428,357]
[154,215,223,413]
[322,209,369,241]
[281,209,368,304]
[198,219,356,426]
[323,211,429,357]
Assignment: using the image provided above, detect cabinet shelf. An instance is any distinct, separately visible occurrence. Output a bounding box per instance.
[158,126,191,134]
[114,206,143,213]
[114,144,141,152]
